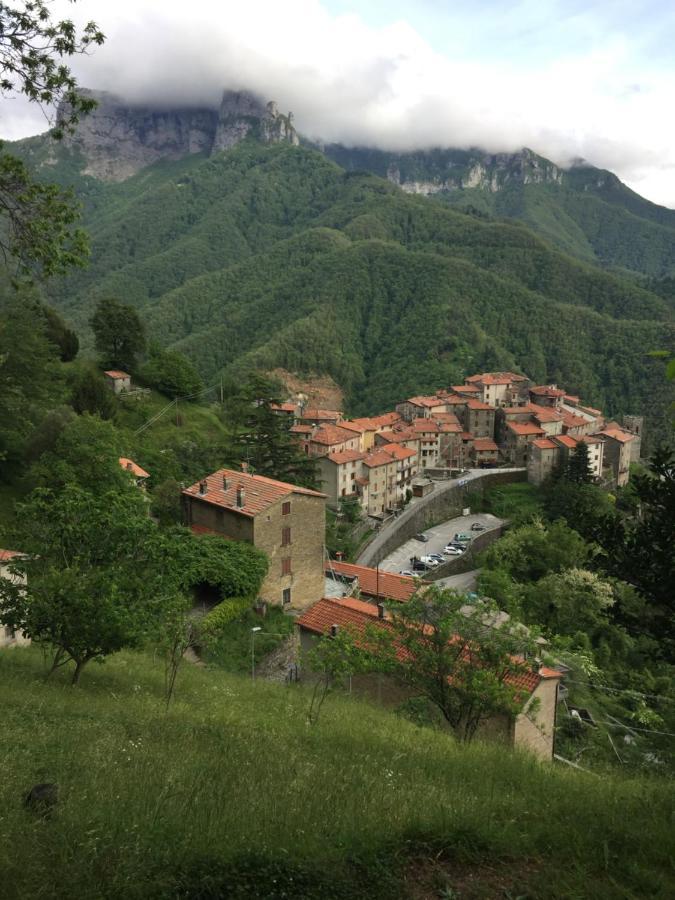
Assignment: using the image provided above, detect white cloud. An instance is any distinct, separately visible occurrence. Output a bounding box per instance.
[1,0,674,207]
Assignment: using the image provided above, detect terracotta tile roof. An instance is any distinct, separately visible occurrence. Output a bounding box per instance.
[270,402,296,413]
[466,399,494,411]
[326,561,421,602]
[501,404,536,416]
[438,423,463,434]
[326,449,367,464]
[599,428,635,444]
[562,413,590,429]
[507,422,546,436]
[340,420,369,433]
[297,598,555,698]
[461,432,474,441]
[563,394,580,404]
[309,424,359,446]
[452,385,480,394]
[370,412,402,428]
[581,435,604,445]
[290,424,314,434]
[119,457,150,479]
[104,370,130,379]
[363,449,397,468]
[532,438,558,450]
[553,435,577,449]
[431,412,460,424]
[406,395,444,408]
[444,395,469,405]
[530,385,566,398]
[473,439,499,452]
[466,372,525,385]
[376,429,408,444]
[0,549,21,562]
[533,409,564,424]
[411,419,440,433]
[355,476,370,486]
[380,443,416,460]
[579,405,603,417]
[183,469,325,517]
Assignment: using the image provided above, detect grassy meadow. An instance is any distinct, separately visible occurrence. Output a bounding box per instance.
[0,646,673,899]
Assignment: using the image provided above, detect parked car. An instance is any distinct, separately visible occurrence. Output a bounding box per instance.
[414,532,429,542]
[419,555,440,567]
[443,545,464,556]
[399,570,415,577]
[453,533,472,543]
[447,541,466,551]
[428,553,445,563]
[412,560,430,572]
[471,522,486,532]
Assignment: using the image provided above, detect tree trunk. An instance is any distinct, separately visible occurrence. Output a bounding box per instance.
[71,658,88,685]
[47,647,65,678]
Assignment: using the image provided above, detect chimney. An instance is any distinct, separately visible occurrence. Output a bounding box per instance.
[222,473,228,490]
[126,461,133,471]
[330,624,339,638]
[377,603,385,619]
[241,461,249,474]
[335,551,344,561]
[236,485,245,508]
[198,480,207,495]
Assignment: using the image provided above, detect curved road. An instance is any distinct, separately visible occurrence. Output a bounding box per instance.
[357,467,523,567]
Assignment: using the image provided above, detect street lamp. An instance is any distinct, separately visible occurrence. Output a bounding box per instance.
[251,626,261,681]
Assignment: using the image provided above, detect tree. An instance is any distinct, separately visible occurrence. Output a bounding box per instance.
[367,588,539,742]
[522,568,615,638]
[0,294,62,466]
[225,373,319,489]
[0,485,185,684]
[69,365,115,418]
[28,413,129,496]
[480,519,589,584]
[90,297,146,371]
[0,1,104,274]
[566,442,594,485]
[140,343,202,399]
[305,626,369,725]
[41,304,78,360]
[151,478,183,525]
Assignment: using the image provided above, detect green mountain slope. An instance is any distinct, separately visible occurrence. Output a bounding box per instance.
[25,141,674,431]
[2,647,673,898]
[323,145,675,278]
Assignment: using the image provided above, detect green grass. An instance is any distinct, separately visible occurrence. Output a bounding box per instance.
[478,482,546,524]
[0,647,673,898]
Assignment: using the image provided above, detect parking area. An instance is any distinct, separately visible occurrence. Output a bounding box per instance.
[378,512,504,575]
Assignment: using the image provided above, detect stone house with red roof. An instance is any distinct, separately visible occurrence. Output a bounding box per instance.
[119,457,150,489]
[527,438,560,485]
[465,372,530,407]
[104,370,131,394]
[362,450,399,516]
[317,450,367,505]
[395,395,448,422]
[502,421,546,466]
[379,443,418,504]
[306,424,362,458]
[0,550,30,649]
[471,438,499,467]
[462,399,496,438]
[325,561,423,605]
[296,596,562,760]
[410,418,441,469]
[182,468,326,610]
[593,427,635,487]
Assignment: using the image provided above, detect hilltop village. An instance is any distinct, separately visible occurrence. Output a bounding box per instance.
[270,371,643,516]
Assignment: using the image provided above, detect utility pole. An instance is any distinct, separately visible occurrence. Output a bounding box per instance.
[251,626,261,681]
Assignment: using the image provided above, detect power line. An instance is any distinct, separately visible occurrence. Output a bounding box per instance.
[597,720,675,739]
[133,382,222,435]
[566,679,675,705]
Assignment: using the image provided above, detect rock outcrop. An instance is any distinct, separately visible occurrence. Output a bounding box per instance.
[60,89,299,181]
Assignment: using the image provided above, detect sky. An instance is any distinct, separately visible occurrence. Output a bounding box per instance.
[2,0,674,207]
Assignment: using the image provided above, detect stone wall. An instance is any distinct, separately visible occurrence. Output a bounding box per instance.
[358,470,525,567]
[425,524,510,581]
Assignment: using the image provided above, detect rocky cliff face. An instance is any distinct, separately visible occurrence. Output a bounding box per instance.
[61,89,299,181]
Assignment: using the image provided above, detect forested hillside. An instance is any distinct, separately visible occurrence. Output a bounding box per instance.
[19,139,675,429]
[323,144,675,278]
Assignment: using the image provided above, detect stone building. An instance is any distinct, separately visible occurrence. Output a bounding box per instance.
[182,468,326,610]
[307,424,361,458]
[502,421,546,466]
[527,438,559,485]
[594,427,635,487]
[296,597,562,761]
[462,399,496,438]
[362,450,398,516]
[472,438,500,467]
[317,450,367,505]
[622,415,644,463]
[0,550,30,649]
[464,372,530,407]
[104,370,131,393]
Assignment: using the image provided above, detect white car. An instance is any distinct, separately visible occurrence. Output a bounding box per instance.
[443,546,464,556]
[399,570,415,577]
[419,555,440,567]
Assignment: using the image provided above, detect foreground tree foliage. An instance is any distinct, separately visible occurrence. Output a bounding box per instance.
[225,373,319,488]
[140,342,203,399]
[90,296,146,371]
[0,1,104,274]
[367,589,539,742]
[69,364,116,418]
[0,485,186,683]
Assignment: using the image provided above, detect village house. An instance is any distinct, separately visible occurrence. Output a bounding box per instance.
[622,415,643,463]
[297,408,343,427]
[437,421,464,469]
[462,398,496,438]
[502,421,546,466]
[270,402,298,418]
[296,597,563,761]
[104,370,131,394]
[379,443,418,503]
[0,550,30,649]
[395,395,447,422]
[593,426,635,487]
[324,560,422,605]
[527,434,606,485]
[527,438,560,485]
[472,438,500,467]
[317,449,367,505]
[119,457,150,489]
[306,424,362,458]
[182,468,326,610]
[464,372,530,407]
[530,404,565,436]
[362,449,399,517]
[410,418,442,469]
[528,384,566,409]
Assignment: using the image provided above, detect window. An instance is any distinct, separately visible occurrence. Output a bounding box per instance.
[282,526,291,546]
[281,557,292,576]
[282,501,291,516]
[282,588,291,605]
